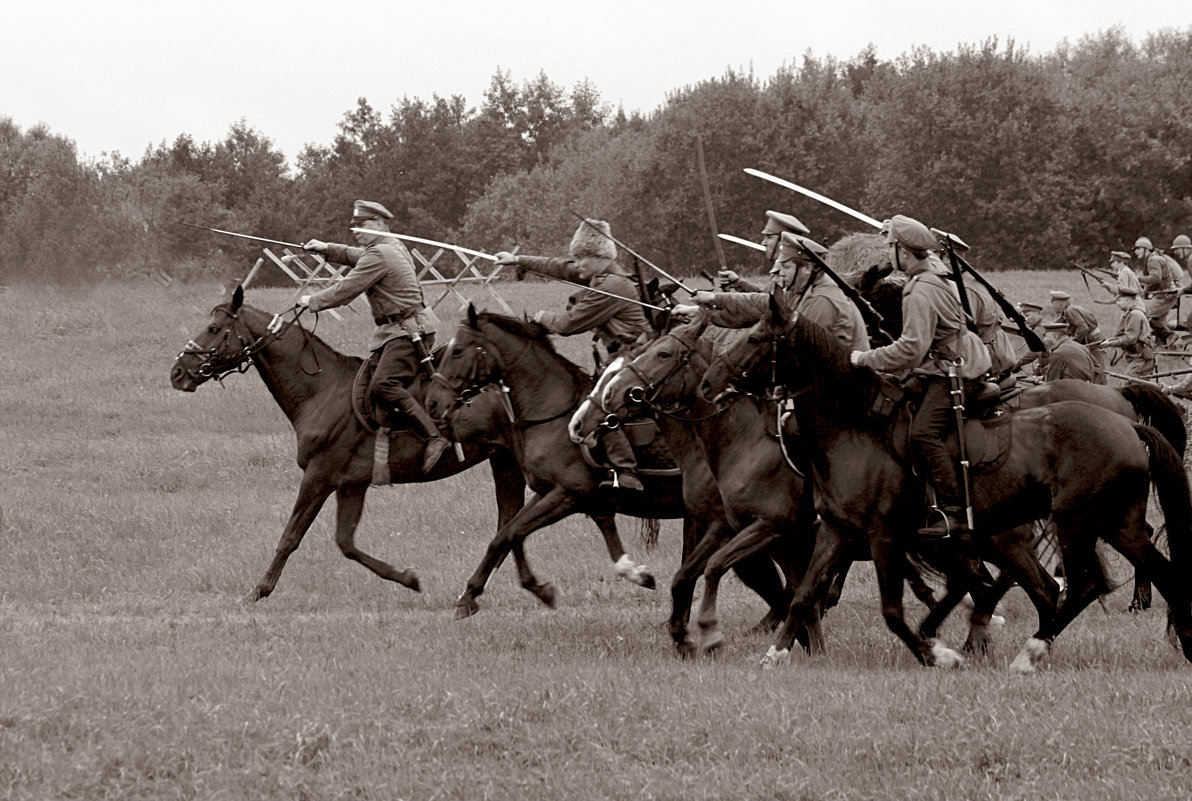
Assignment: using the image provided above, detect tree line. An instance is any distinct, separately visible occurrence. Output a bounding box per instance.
[2,27,1190,285]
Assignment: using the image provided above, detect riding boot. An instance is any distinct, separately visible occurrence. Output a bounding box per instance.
[598,428,644,491]
[396,397,452,473]
[372,427,391,486]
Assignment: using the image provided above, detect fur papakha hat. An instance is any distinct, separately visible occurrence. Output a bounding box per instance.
[569,218,617,261]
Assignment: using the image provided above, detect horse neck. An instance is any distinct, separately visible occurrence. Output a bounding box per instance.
[482,324,584,418]
[239,307,357,425]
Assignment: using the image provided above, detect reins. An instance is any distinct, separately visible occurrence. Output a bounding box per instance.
[177,305,321,384]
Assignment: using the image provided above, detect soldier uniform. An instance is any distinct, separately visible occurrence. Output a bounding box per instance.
[1048,290,1106,383]
[1110,251,1141,297]
[1011,301,1047,375]
[495,219,651,491]
[684,232,870,352]
[1135,236,1178,341]
[299,200,450,478]
[1102,285,1155,379]
[1041,321,1096,383]
[850,215,991,535]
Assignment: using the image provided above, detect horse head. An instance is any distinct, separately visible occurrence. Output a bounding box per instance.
[425,306,503,421]
[699,292,790,403]
[170,285,255,391]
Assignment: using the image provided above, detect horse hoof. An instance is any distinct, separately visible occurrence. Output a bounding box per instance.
[928,639,965,669]
[454,596,480,620]
[759,645,791,669]
[674,640,697,660]
[639,572,657,590]
[398,570,422,593]
[700,630,726,655]
[1009,637,1048,674]
[537,582,558,608]
[243,588,267,604]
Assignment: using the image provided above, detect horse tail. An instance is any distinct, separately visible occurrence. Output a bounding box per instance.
[1120,384,1187,458]
[1133,423,1192,643]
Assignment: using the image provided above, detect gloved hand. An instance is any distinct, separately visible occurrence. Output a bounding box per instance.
[692,290,717,306]
[670,304,700,322]
[849,350,864,367]
[302,239,327,253]
[532,310,545,323]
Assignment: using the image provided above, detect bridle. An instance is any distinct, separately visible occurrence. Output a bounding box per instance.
[176,305,317,384]
[598,331,732,431]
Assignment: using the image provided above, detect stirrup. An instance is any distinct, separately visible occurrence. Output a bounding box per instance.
[918,506,965,538]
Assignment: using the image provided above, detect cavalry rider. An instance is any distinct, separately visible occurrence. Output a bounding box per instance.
[297,200,451,476]
[849,215,992,536]
[1097,285,1155,380]
[1047,290,1106,383]
[493,218,651,491]
[716,210,810,290]
[674,231,870,352]
[1040,321,1096,383]
[1134,236,1178,343]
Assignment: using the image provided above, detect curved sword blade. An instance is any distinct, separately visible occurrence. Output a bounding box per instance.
[743,168,883,230]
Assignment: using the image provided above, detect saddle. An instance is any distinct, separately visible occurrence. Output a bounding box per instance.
[882,374,1017,475]
[350,343,446,433]
[579,415,681,477]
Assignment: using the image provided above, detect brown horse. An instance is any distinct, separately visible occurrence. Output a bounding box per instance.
[170,285,536,602]
[424,306,790,624]
[701,295,1192,672]
[568,324,821,656]
[572,319,1004,661]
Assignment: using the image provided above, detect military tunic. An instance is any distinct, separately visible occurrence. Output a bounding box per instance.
[309,241,439,351]
[1106,303,1156,378]
[515,256,650,351]
[700,272,870,352]
[1044,338,1096,383]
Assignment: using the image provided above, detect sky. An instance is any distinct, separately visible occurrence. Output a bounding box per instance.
[3,0,1189,168]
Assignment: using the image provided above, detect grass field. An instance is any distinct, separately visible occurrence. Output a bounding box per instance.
[2,273,1192,801]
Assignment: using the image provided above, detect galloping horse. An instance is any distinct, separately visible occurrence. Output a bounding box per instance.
[572,319,1000,659]
[568,322,821,656]
[424,306,789,624]
[701,296,1192,672]
[170,285,534,601]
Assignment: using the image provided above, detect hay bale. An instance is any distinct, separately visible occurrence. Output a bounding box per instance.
[827,233,886,278]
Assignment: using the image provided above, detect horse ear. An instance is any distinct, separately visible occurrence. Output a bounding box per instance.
[232,284,244,310]
[467,303,479,327]
[768,289,788,323]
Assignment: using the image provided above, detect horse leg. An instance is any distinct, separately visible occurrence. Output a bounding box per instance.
[735,552,791,634]
[1128,523,1154,612]
[455,486,582,619]
[1102,516,1192,661]
[331,483,420,591]
[246,470,333,602]
[763,523,852,668]
[591,514,656,590]
[963,569,1016,656]
[697,520,781,655]
[871,529,964,668]
[668,517,732,657]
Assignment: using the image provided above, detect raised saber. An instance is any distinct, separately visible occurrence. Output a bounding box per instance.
[517,266,667,312]
[743,168,884,230]
[351,228,497,262]
[177,221,307,250]
[564,209,696,295]
[718,233,765,252]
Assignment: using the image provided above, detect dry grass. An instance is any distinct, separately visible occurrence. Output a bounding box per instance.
[2,276,1191,801]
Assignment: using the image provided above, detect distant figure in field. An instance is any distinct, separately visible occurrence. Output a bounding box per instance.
[1041,321,1096,383]
[1048,290,1106,383]
[1099,285,1155,380]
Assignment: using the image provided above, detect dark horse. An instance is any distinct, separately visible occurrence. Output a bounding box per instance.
[701,296,1192,671]
[573,319,1003,662]
[568,324,822,656]
[170,286,534,601]
[424,306,789,624]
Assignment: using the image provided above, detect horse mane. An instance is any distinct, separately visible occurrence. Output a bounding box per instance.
[238,303,363,372]
[472,310,593,387]
[787,313,882,421]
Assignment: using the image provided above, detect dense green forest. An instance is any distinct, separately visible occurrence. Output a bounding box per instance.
[3,27,1190,284]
